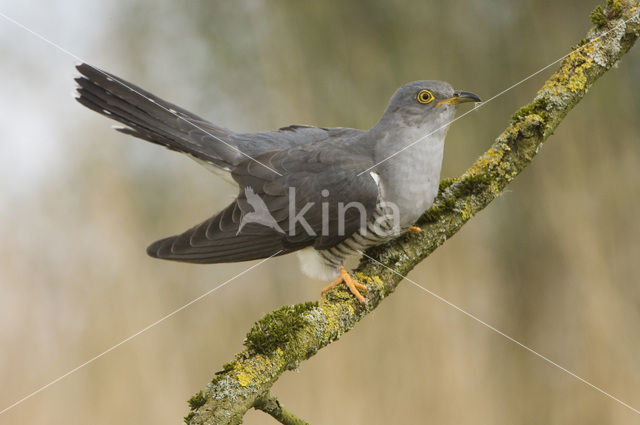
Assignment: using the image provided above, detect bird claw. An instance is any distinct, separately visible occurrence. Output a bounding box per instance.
[321,266,367,304]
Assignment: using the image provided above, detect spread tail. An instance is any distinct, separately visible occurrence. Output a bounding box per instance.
[74,63,243,170]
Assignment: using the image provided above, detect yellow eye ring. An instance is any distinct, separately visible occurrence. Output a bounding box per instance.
[417,89,434,104]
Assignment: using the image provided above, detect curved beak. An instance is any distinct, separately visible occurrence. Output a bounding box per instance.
[435,90,482,107]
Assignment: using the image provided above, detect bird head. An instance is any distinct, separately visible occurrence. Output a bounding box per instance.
[379,81,481,129]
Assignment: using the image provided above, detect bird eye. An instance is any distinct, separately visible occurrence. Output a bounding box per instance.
[416,89,434,104]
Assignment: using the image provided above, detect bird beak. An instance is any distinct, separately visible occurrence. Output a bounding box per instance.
[435,90,482,107]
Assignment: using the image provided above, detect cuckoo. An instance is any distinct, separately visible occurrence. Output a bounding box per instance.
[74,63,480,303]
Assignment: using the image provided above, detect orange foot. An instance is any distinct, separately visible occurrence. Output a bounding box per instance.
[409,226,423,235]
[321,265,368,304]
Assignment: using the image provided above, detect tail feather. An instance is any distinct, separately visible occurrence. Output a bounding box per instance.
[75,76,199,152]
[74,63,242,170]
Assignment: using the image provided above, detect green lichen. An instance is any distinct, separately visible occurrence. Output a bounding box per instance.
[466,146,507,176]
[460,202,474,221]
[607,0,624,18]
[591,0,625,26]
[185,390,208,424]
[234,357,271,387]
[322,285,356,302]
[422,197,456,223]
[188,391,207,410]
[232,351,282,388]
[539,43,595,102]
[245,302,318,354]
[438,177,456,192]
[355,273,385,294]
[221,360,236,373]
[591,5,608,27]
[511,97,550,124]
[454,173,492,197]
[572,38,589,50]
[308,303,348,343]
[514,114,546,141]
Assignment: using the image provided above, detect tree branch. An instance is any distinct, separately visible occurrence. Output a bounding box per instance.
[253,393,311,425]
[184,2,640,424]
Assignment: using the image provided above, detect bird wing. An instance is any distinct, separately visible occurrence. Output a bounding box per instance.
[146,146,379,263]
[75,63,364,172]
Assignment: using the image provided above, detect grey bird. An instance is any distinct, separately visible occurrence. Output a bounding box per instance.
[74,63,480,303]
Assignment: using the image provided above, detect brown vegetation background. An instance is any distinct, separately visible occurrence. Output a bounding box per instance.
[1,0,639,424]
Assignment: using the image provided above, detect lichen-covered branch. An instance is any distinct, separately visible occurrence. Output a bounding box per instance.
[185,2,640,424]
[253,393,311,425]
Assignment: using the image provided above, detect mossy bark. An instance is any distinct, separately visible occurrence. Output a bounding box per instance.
[185,2,640,424]
[253,393,310,425]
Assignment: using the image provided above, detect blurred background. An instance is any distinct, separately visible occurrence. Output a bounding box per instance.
[1,0,639,424]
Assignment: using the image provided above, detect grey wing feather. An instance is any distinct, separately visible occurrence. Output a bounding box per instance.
[147,147,379,263]
[75,63,364,171]
[229,126,364,159]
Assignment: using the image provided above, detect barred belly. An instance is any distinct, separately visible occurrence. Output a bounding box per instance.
[318,204,401,270]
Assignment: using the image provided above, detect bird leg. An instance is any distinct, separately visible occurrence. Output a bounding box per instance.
[321,265,368,304]
[408,226,423,234]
